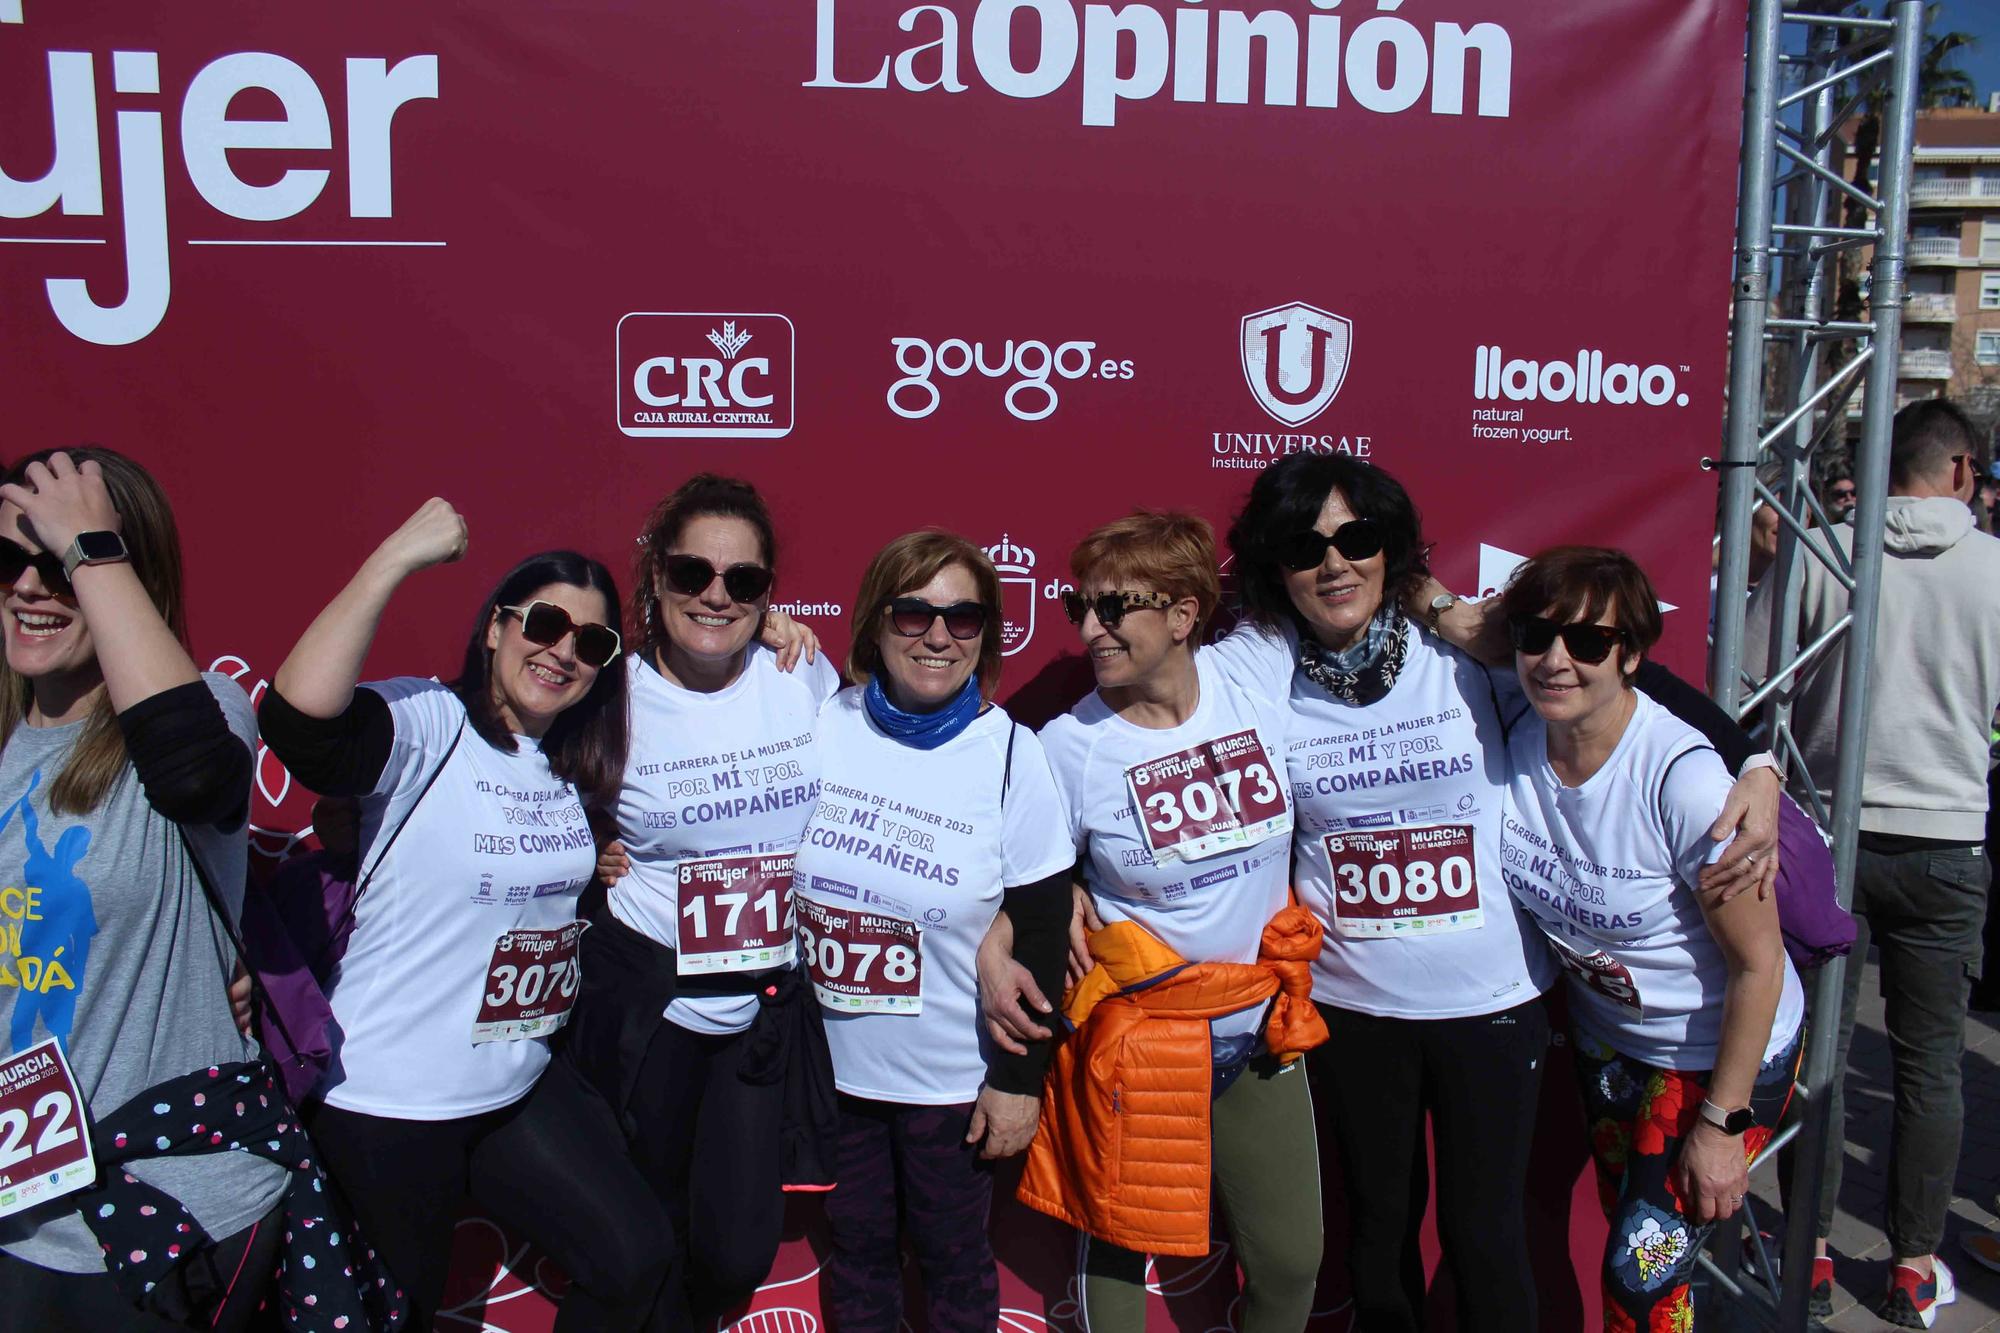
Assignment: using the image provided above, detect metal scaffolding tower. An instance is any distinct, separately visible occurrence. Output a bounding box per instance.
[1707,0,1924,1325]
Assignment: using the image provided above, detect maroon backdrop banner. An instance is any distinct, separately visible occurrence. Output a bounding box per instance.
[2,1,1748,1327]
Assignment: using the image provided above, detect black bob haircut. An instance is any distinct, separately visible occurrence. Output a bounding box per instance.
[1226,454,1431,633]
[451,549,629,805]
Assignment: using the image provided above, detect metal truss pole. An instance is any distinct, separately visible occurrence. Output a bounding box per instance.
[1707,2,1923,1327]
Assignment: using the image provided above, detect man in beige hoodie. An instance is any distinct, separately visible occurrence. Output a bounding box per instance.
[1747,398,2000,1327]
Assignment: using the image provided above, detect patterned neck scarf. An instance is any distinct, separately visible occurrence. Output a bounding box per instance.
[1298,605,1408,707]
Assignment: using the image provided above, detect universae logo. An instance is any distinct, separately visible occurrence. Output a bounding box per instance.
[617,313,796,439]
[0,6,441,346]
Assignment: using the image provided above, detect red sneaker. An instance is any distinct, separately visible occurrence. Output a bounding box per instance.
[1877,1258,1957,1329]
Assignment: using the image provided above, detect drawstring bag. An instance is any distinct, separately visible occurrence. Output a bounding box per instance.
[1773,793,1855,970]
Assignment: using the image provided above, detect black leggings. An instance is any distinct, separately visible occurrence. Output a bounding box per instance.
[305,1055,673,1333]
[1307,995,1550,1333]
[0,1199,283,1333]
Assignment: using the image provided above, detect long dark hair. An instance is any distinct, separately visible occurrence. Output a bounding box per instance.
[451,550,628,804]
[0,446,187,814]
[1227,455,1430,633]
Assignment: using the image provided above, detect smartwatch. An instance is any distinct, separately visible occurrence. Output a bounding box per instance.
[61,530,129,581]
[1697,1098,1755,1136]
[1425,591,1459,636]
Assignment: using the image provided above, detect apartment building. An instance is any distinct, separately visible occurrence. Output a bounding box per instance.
[1900,108,2000,431]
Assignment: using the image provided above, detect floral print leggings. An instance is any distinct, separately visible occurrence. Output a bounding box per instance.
[1573,1028,1800,1332]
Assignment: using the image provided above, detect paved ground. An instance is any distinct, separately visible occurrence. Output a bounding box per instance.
[1706,953,2000,1330]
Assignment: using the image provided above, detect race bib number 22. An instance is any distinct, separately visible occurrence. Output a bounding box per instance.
[0,1038,93,1220]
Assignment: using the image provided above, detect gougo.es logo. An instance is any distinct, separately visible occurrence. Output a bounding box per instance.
[887,336,1135,421]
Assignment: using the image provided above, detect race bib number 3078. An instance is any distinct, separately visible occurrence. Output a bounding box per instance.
[0,1038,93,1220]
[1324,824,1483,939]
[1125,728,1290,865]
[472,920,586,1044]
[796,897,921,1015]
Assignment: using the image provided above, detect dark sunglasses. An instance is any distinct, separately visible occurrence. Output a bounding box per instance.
[1274,519,1384,572]
[1061,589,1175,629]
[1508,616,1630,666]
[884,597,988,641]
[500,601,623,667]
[0,539,75,602]
[661,553,774,604]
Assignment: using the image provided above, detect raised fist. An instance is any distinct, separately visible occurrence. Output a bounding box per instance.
[375,497,469,576]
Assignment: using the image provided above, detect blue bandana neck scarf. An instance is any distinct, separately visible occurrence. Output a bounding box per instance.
[864,673,983,749]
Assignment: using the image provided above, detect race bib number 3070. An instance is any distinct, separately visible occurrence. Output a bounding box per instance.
[796,898,921,1015]
[1125,728,1290,865]
[472,920,586,1044]
[1324,824,1483,939]
[678,852,796,975]
[0,1038,93,1220]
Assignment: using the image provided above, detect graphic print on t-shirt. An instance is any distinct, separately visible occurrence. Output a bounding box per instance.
[0,772,95,1052]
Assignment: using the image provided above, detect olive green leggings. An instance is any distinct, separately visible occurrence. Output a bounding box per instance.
[1078,1054,1322,1332]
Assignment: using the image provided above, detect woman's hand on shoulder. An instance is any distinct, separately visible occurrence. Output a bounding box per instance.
[0,451,120,556]
[758,609,820,673]
[966,1085,1041,1160]
[1698,766,1780,906]
[371,498,468,580]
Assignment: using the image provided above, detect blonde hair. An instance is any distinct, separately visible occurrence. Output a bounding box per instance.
[846,531,1005,701]
[0,447,188,815]
[1070,510,1222,642]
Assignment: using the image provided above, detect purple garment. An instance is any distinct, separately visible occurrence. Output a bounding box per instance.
[238,852,353,1103]
[1775,794,1855,970]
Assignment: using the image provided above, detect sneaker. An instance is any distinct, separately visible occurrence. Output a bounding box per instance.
[1877,1257,1957,1328]
[1964,1230,2000,1275]
[1808,1255,1833,1320]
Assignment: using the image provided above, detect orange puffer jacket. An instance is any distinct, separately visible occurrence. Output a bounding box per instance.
[1015,905,1327,1257]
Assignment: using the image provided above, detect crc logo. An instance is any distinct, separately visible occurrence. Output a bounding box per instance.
[985,534,1038,657]
[888,337,1135,421]
[617,313,795,439]
[1241,301,1352,427]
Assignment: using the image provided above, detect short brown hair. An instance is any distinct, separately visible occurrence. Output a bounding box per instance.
[1069,511,1222,642]
[846,530,1006,700]
[1497,546,1663,667]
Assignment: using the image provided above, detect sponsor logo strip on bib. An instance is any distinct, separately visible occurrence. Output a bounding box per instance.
[678,852,797,975]
[796,896,921,1015]
[473,919,587,1044]
[1125,728,1291,865]
[1323,823,1483,939]
[0,1037,93,1219]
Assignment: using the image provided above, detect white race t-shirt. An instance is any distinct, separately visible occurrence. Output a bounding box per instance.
[1501,691,1805,1070]
[792,690,1071,1105]
[1206,620,1556,1019]
[322,679,595,1119]
[1039,651,1294,1055]
[611,648,840,1034]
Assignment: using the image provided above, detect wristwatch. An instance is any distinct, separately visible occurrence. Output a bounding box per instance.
[61,530,129,581]
[1697,1098,1755,1135]
[1425,591,1459,636]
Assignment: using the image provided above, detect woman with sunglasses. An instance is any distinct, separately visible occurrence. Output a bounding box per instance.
[1014,510,1328,1333]
[260,498,678,1332]
[1495,548,1802,1332]
[1199,454,1779,1331]
[0,449,290,1331]
[563,474,840,1330]
[791,530,1072,1333]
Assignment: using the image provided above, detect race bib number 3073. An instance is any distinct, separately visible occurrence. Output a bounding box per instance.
[678,852,796,975]
[0,1038,93,1220]
[1125,728,1290,865]
[796,897,921,1015]
[473,920,586,1044]
[1324,824,1483,939]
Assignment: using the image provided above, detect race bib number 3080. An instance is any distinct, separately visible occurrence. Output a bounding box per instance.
[1125,728,1290,865]
[1324,824,1483,939]
[472,920,586,1044]
[0,1038,93,1220]
[678,852,796,975]
[796,897,922,1015]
